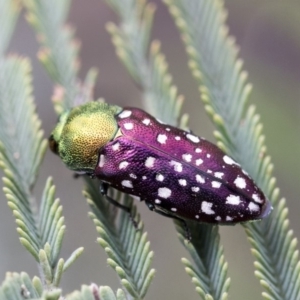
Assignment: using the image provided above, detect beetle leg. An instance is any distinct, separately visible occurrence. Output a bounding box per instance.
[100,182,138,228]
[145,201,191,241]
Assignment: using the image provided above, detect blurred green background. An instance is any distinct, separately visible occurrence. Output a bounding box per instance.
[1,1,300,299]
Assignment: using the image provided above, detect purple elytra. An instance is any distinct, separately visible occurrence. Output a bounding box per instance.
[94,107,272,224]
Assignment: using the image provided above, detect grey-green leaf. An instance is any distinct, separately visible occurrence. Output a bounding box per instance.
[0,56,46,260]
[0,57,47,191]
[177,222,230,299]
[85,180,155,299]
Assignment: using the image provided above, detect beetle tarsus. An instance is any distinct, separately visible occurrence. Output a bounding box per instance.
[100,182,138,229]
[145,201,192,242]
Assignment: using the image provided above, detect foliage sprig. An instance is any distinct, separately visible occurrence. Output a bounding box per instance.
[105,0,184,126]
[85,183,155,299]
[23,0,97,114]
[164,0,300,299]
[0,55,83,295]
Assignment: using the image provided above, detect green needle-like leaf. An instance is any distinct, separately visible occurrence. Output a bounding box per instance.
[165,0,300,299]
[39,177,67,266]
[63,247,84,272]
[53,258,64,287]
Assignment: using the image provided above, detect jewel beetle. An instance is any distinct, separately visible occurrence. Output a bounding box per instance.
[49,101,272,238]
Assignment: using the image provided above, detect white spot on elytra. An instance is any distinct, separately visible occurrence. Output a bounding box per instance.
[171,207,177,212]
[145,157,155,168]
[142,118,151,126]
[195,148,202,153]
[156,173,164,182]
[223,155,239,166]
[201,201,215,215]
[212,181,221,188]
[129,173,137,179]
[214,172,224,179]
[195,215,199,219]
[215,216,221,221]
[178,179,187,186]
[207,154,211,158]
[166,128,171,131]
[157,134,167,144]
[182,153,192,162]
[142,176,147,180]
[99,155,105,167]
[112,142,120,151]
[252,193,263,203]
[175,136,181,141]
[195,158,203,166]
[155,199,161,204]
[122,180,133,188]
[119,110,132,118]
[226,194,241,205]
[207,169,212,173]
[170,161,183,172]
[158,187,172,199]
[226,216,233,221]
[124,122,134,130]
[191,186,200,192]
[234,176,246,189]
[196,174,205,183]
[119,161,129,169]
[248,202,260,212]
[187,133,200,143]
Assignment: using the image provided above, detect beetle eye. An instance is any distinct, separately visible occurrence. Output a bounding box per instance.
[49,135,59,155]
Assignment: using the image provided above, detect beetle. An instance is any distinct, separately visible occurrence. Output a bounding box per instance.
[49,101,272,239]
